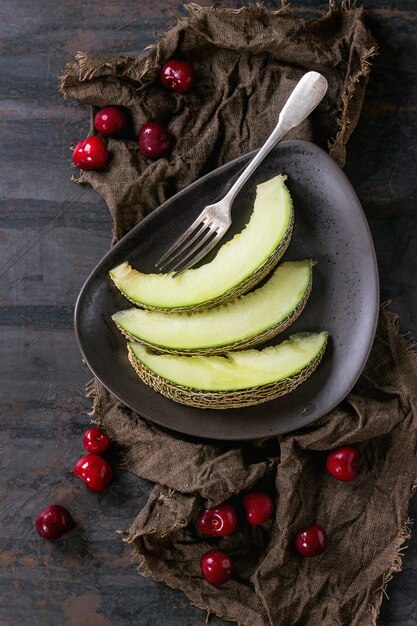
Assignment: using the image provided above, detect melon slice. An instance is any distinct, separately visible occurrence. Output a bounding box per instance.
[112,260,313,354]
[110,174,293,311]
[127,332,328,409]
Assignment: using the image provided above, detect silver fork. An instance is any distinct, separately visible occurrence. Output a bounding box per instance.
[156,71,328,276]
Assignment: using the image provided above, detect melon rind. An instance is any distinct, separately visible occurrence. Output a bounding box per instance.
[113,261,314,355]
[110,175,294,312]
[127,333,328,410]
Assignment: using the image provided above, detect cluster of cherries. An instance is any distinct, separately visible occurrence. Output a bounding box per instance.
[36,439,358,586]
[198,446,359,586]
[199,491,274,585]
[35,427,112,540]
[72,60,195,170]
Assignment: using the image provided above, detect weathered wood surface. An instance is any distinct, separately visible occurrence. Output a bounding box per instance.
[0,1,416,624]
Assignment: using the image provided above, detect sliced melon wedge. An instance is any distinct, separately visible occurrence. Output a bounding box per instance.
[127,332,328,409]
[112,260,313,354]
[110,174,293,311]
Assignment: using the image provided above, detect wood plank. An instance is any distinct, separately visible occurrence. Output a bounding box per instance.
[1,0,416,624]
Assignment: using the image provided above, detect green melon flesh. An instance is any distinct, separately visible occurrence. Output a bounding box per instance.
[128,332,328,392]
[110,174,293,311]
[112,260,313,353]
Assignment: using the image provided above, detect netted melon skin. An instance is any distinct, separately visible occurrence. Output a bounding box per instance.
[116,268,312,355]
[114,204,294,313]
[127,338,327,410]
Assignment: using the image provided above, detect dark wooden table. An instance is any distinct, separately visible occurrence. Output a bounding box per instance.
[1,1,416,624]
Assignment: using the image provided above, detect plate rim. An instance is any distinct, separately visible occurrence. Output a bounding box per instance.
[74,139,379,441]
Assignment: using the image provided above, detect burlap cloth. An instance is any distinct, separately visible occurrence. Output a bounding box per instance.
[61,4,417,625]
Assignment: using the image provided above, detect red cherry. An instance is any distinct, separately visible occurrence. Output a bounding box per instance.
[200,550,233,586]
[83,427,111,454]
[72,136,109,170]
[326,446,359,482]
[74,454,112,493]
[138,122,171,159]
[242,491,274,525]
[35,505,74,540]
[196,502,238,537]
[160,60,195,94]
[295,524,328,557]
[94,106,127,136]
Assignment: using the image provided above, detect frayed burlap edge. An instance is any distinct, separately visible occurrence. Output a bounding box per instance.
[369,515,414,626]
[115,527,263,626]
[173,1,380,168]
[59,3,287,92]
[87,307,417,626]
[60,1,378,168]
[68,5,403,625]
[328,38,378,163]
[367,305,417,625]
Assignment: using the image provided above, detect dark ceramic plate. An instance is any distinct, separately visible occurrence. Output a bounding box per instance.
[75,140,379,441]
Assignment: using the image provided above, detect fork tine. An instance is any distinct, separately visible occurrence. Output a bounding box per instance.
[158,221,211,272]
[173,229,224,277]
[156,215,208,269]
[169,226,218,274]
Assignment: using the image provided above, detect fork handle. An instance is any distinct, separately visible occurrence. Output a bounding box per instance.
[223,71,328,208]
